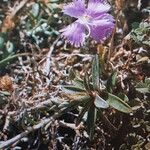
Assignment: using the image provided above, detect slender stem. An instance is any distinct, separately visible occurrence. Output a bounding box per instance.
[0,53,31,67]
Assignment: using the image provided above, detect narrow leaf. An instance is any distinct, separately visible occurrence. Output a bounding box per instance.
[64,92,91,102]
[118,93,129,102]
[61,85,85,94]
[92,55,100,90]
[76,100,91,126]
[83,72,92,93]
[73,77,85,89]
[136,87,149,93]
[107,93,132,113]
[107,71,117,92]
[135,78,150,93]
[94,94,109,109]
[87,103,96,140]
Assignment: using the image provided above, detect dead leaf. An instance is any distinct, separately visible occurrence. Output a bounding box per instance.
[0,75,13,91]
[1,16,15,32]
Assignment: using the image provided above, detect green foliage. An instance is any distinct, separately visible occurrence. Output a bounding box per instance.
[26,1,60,45]
[0,34,15,67]
[94,93,109,109]
[0,0,149,149]
[87,102,96,140]
[0,0,61,67]
[106,71,117,93]
[92,54,101,91]
[130,22,150,46]
[107,93,132,113]
[61,54,132,139]
[136,78,150,93]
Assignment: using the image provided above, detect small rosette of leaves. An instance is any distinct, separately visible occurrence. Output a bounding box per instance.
[61,54,132,139]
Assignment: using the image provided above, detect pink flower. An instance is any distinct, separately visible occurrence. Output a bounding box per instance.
[60,0,114,47]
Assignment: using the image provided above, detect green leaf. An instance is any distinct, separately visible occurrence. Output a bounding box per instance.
[130,22,150,46]
[58,100,80,112]
[106,71,117,92]
[0,53,15,67]
[73,78,85,89]
[83,72,92,93]
[118,93,129,102]
[107,93,132,113]
[136,78,150,93]
[0,36,4,49]
[87,103,96,140]
[0,91,11,96]
[61,85,85,94]
[92,55,100,90]
[136,87,149,93]
[132,22,140,29]
[64,92,91,102]
[94,94,109,109]
[76,100,91,126]
[60,97,91,113]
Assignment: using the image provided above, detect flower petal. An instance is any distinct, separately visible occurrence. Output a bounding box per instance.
[87,1,110,17]
[90,0,105,2]
[90,20,114,41]
[62,0,85,18]
[60,22,86,47]
[90,13,115,26]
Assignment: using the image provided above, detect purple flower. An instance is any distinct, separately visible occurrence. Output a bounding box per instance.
[60,0,114,47]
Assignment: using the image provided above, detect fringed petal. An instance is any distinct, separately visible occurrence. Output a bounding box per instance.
[63,0,85,18]
[60,22,86,47]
